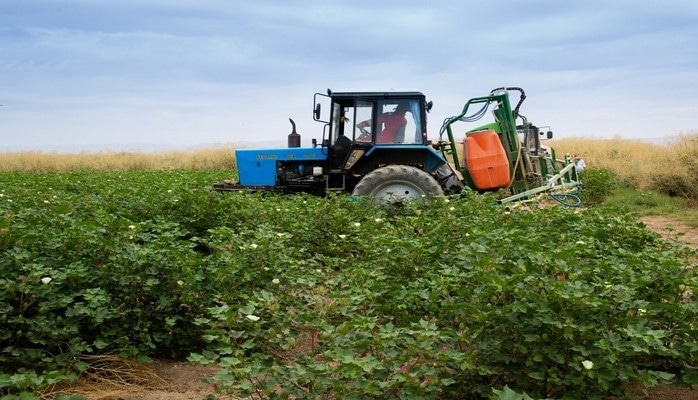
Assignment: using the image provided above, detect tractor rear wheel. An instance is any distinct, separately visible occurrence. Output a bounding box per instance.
[352,165,444,205]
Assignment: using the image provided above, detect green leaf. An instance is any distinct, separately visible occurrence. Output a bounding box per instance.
[441,377,456,386]
[0,374,13,389]
[239,304,256,314]
[219,356,242,367]
[491,385,535,400]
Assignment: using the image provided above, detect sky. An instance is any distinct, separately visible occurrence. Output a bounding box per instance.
[1,0,697,152]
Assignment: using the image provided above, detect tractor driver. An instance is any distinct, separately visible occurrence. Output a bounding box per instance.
[356,103,409,144]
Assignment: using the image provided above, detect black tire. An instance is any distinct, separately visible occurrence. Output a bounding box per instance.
[352,165,444,205]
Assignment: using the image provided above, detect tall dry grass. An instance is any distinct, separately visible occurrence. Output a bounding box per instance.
[0,147,237,172]
[550,133,698,191]
[2,134,697,198]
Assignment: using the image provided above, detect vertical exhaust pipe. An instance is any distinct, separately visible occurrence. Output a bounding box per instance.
[288,118,301,148]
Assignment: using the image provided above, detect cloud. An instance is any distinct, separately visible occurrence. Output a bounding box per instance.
[0,0,697,151]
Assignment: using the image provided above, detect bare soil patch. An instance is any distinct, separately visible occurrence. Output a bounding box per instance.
[640,215,698,248]
[53,360,238,400]
[114,361,237,400]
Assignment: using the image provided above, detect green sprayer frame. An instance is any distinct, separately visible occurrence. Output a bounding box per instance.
[438,88,582,206]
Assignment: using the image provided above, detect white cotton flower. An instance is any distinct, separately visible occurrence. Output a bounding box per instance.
[353,222,361,227]
[41,277,52,284]
[338,234,347,239]
[638,308,647,314]
[576,240,585,245]
[449,207,455,211]
[177,280,184,286]
[582,360,594,370]
[128,225,136,230]
[0,194,3,197]
[276,208,281,212]
[250,243,258,249]
[167,189,173,193]
[43,200,49,204]
[374,218,382,223]
[272,278,280,284]
[246,314,260,322]
[444,198,450,203]
[276,233,286,237]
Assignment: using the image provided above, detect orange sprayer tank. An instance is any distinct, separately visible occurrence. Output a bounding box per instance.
[463,129,511,190]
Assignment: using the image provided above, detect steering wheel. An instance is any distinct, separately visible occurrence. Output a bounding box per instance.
[357,125,371,141]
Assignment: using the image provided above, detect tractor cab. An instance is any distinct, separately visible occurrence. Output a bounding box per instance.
[314,90,429,145]
[310,90,447,196]
[516,123,557,180]
[518,124,553,156]
[338,96,424,145]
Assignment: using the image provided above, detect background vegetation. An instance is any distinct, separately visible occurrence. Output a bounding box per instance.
[0,147,237,172]
[551,134,698,208]
[1,133,696,207]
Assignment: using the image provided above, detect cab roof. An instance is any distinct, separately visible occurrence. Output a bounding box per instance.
[327,89,425,100]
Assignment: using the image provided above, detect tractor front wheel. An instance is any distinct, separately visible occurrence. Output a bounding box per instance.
[352,165,443,205]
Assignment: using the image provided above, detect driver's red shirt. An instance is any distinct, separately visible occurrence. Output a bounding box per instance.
[358,112,407,144]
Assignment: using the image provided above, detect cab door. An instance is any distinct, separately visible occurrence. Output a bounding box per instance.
[328,98,374,170]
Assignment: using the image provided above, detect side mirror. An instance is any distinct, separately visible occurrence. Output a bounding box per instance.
[314,103,322,120]
[547,130,553,139]
[426,100,433,113]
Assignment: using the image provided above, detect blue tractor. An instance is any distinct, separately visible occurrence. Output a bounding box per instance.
[214,88,581,206]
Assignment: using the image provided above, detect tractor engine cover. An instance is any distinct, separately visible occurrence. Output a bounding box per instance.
[236,147,327,186]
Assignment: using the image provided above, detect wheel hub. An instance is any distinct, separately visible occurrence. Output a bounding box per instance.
[372,182,425,203]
